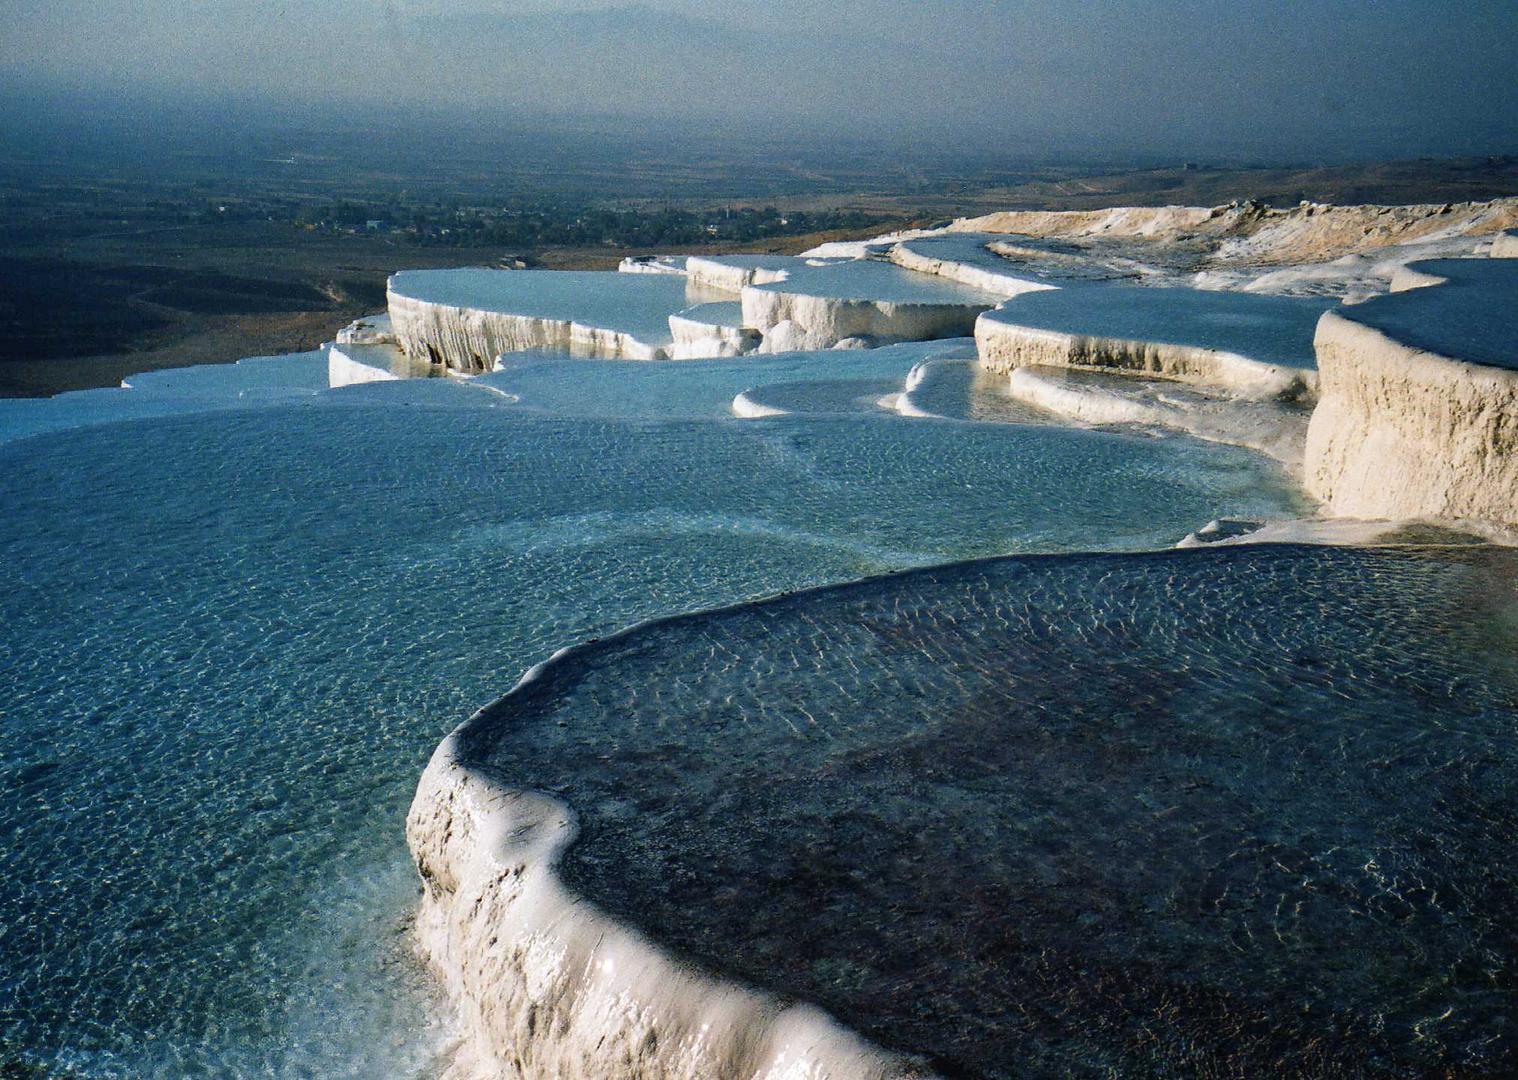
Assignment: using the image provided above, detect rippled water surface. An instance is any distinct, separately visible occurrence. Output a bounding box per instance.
[480,546,1518,1077]
[0,348,1299,1074]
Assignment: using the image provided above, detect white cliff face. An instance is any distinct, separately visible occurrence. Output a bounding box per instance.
[1304,258,1518,528]
[390,287,670,369]
[740,261,1002,352]
[1492,230,1518,259]
[407,656,930,1080]
[388,269,693,370]
[668,303,761,360]
[744,290,984,352]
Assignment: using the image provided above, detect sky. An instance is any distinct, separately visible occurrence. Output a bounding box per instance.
[4,0,1518,161]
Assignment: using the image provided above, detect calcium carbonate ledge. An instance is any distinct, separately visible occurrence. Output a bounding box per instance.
[886,234,1060,297]
[740,262,1004,353]
[388,269,689,371]
[1305,257,1518,527]
[407,612,935,1080]
[975,286,1331,401]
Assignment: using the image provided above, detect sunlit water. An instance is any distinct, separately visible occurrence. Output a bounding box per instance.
[0,344,1300,1075]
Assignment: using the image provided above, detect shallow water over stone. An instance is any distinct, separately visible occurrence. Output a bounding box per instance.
[0,352,1298,1075]
[475,545,1518,1077]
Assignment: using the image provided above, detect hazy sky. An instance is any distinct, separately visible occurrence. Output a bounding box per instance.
[5,0,1517,159]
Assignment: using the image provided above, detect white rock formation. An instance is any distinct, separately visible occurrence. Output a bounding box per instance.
[335,311,399,346]
[742,261,1002,352]
[327,341,439,387]
[1387,263,1452,292]
[887,235,1060,297]
[684,255,803,293]
[619,255,689,276]
[975,296,1322,402]
[668,303,761,360]
[388,269,690,370]
[800,229,936,259]
[1304,258,1518,528]
[407,646,930,1080]
[952,198,1518,266]
[1491,230,1518,259]
[1003,366,1310,468]
[730,389,790,418]
[894,199,1518,300]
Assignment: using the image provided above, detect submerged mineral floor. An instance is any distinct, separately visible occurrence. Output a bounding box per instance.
[430,543,1518,1077]
[7,196,1518,1079]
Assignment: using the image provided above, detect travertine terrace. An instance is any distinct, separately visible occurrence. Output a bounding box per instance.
[1305,257,1518,527]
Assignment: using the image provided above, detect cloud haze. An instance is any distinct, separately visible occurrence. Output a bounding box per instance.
[5,0,1517,159]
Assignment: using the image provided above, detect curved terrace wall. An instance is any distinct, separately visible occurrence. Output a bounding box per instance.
[406,635,926,1080]
[743,288,988,352]
[887,237,1059,297]
[388,287,668,371]
[975,313,1318,401]
[1305,307,1518,527]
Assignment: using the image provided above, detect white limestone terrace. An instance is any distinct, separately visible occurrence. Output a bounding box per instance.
[977,284,1336,400]
[685,254,824,292]
[738,258,1007,352]
[939,198,1518,300]
[668,301,760,360]
[1342,259,1518,371]
[618,254,688,275]
[977,285,1335,404]
[1493,229,1518,259]
[887,234,1062,296]
[387,257,1003,369]
[1194,233,1499,300]
[327,341,443,388]
[898,232,1170,291]
[1004,366,1312,470]
[800,228,939,259]
[335,311,397,346]
[950,198,1518,265]
[1306,257,1518,528]
[388,268,697,370]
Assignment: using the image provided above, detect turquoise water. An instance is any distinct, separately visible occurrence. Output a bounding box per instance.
[672,300,745,328]
[0,347,1300,1075]
[474,544,1518,1076]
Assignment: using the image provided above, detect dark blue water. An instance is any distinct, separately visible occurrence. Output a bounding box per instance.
[473,545,1518,1077]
